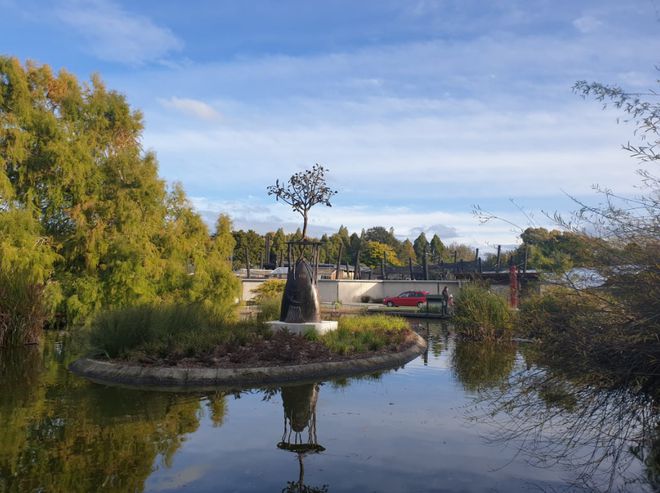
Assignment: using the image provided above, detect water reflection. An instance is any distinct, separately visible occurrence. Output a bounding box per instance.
[412,321,446,365]
[451,340,516,392]
[0,338,207,492]
[2,329,659,492]
[278,384,328,493]
[472,356,660,492]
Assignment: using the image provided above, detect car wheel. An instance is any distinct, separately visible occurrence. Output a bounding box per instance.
[417,302,424,308]
[387,301,394,307]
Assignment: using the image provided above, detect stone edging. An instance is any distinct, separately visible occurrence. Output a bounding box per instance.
[68,332,427,391]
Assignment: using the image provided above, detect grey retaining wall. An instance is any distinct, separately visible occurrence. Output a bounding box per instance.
[69,333,427,391]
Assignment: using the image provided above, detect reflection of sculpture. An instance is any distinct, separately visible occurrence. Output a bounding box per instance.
[280,241,322,324]
[277,384,328,493]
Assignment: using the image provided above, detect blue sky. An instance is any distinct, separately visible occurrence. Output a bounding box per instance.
[2,0,659,250]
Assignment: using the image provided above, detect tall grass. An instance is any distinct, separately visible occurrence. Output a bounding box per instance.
[319,315,409,355]
[0,273,48,347]
[453,284,514,340]
[251,279,285,322]
[90,304,264,359]
[255,297,281,323]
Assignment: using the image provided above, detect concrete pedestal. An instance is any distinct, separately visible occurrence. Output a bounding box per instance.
[266,320,338,336]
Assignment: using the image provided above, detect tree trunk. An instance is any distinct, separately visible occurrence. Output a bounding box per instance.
[302,213,308,239]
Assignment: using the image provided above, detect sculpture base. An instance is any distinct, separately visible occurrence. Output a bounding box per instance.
[266,320,338,336]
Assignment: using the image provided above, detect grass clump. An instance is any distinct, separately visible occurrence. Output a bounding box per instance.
[89,306,413,365]
[453,284,514,341]
[90,303,264,360]
[321,315,410,355]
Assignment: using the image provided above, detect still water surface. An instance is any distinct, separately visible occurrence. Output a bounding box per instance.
[1,322,656,492]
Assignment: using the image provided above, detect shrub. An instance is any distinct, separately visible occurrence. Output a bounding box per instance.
[517,286,660,394]
[251,280,286,303]
[453,284,514,340]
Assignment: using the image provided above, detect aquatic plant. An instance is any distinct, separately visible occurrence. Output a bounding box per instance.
[452,284,514,340]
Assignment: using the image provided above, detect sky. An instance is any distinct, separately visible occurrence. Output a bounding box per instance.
[2,0,659,250]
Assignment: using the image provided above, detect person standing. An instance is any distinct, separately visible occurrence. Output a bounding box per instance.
[441,286,449,315]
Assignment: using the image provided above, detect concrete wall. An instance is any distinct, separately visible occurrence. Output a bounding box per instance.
[242,279,464,304]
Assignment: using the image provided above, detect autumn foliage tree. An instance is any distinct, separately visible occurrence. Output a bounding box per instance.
[0,57,238,339]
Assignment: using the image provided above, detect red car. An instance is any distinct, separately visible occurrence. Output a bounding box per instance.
[383,291,429,308]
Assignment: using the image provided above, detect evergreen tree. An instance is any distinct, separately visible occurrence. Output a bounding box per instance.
[399,239,417,264]
[413,232,429,261]
[430,234,445,263]
[363,226,400,248]
[348,232,362,263]
[271,228,287,265]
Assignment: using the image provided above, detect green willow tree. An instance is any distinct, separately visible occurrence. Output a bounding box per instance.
[0,57,238,332]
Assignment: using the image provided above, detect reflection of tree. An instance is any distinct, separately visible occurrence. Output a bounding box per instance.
[476,363,660,492]
[277,384,329,493]
[451,340,516,392]
[414,322,446,364]
[0,337,217,492]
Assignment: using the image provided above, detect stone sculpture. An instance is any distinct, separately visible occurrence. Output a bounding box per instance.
[280,257,321,323]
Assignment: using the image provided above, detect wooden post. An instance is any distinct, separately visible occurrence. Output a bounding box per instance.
[264,236,271,266]
[509,264,519,309]
[354,249,361,280]
[245,246,251,279]
[287,243,293,277]
[474,248,479,262]
[453,250,458,264]
[496,245,501,273]
[423,248,429,280]
[408,257,414,280]
[335,243,343,280]
[478,257,482,273]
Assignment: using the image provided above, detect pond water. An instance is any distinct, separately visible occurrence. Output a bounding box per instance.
[1,321,657,493]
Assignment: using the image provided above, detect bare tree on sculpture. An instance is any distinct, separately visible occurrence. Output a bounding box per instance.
[268,164,336,324]
[267,164,337,239]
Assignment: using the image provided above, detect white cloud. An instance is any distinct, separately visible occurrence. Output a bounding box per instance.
[144,100,639,200]
[107,17,657,248]
[55,0,182,64]
[189,196,549,251]
[573,15,602,34]
[159,97,220,121]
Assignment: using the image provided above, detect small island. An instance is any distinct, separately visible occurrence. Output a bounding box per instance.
[69,310,426,389]
[70,165,427,389]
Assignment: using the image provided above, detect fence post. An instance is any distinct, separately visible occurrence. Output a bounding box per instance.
[423,249,429,280]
